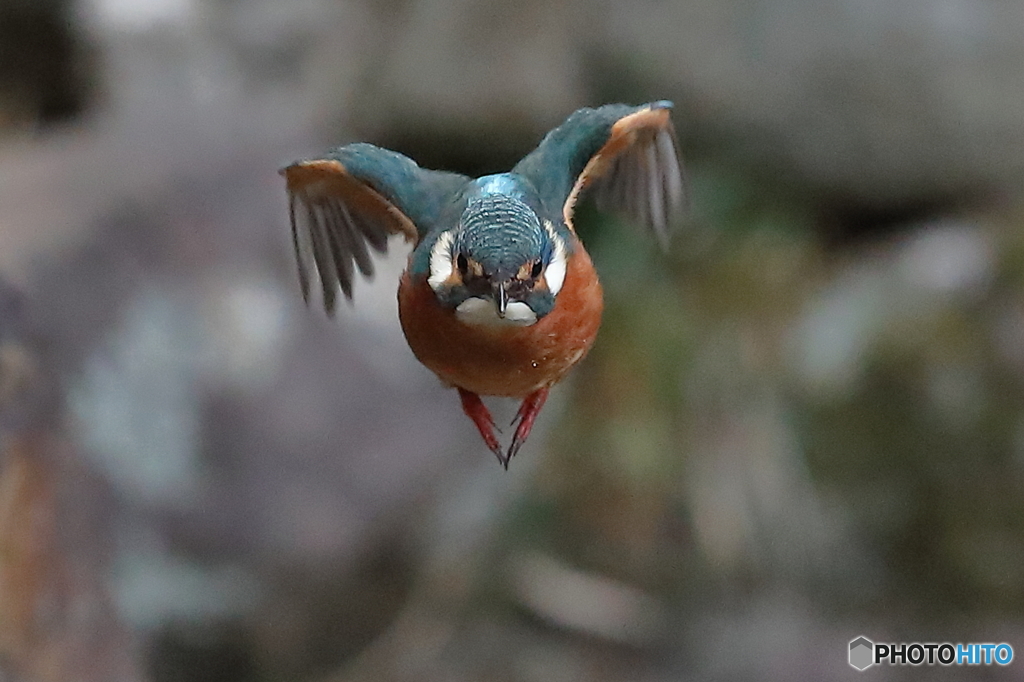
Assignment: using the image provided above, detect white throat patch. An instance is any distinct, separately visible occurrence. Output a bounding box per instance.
[543,220,568,295]
[427,230,456,291]
[455,297,538,327]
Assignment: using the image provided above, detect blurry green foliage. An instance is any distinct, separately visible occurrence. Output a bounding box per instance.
[487,156,1024,634]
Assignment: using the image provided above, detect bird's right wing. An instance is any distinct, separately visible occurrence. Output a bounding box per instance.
[282,143,468,313]
[513,101,685,248]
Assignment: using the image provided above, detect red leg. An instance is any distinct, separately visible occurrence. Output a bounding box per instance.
[506,387,550,466]
[458,388,505,466]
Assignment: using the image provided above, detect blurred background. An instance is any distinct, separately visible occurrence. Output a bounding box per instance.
[2,0,1024,680]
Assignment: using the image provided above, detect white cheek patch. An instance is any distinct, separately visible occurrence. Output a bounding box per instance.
[428,230,456,291]
[543,220,568,296]
[455,297,538,327]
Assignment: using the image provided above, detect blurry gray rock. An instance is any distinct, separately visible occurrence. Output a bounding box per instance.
[604,0,1024,203]
[285,0,1024,205]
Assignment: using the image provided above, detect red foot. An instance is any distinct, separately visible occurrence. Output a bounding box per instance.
[458,388,505,466]
[507,387,550,466]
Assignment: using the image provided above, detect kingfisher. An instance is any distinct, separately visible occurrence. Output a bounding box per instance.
[282,101,685,468]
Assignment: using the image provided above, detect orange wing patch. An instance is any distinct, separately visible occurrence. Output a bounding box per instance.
[283,159,419,244]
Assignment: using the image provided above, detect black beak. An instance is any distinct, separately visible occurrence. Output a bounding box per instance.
[492,282,509,318]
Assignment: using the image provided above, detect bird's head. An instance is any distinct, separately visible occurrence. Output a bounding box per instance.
[426,194,568,327]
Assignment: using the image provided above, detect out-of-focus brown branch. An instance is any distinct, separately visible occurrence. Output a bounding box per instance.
[0,434,56,670]
[0,281,142,682]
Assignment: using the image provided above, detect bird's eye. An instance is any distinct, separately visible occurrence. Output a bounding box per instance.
[456,253,468,274]
[530,260,543,279]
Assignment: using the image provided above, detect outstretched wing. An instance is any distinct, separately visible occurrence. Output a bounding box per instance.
[513,101,685,247]
[282,143,469,313]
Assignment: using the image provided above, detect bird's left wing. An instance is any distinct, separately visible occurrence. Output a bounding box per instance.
[282,143,469,313]
[513,101,685,247]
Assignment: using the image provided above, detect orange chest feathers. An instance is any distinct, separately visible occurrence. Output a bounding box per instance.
[397,244,604,398]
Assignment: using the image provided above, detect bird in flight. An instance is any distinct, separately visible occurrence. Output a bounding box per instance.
[282,101,685,468]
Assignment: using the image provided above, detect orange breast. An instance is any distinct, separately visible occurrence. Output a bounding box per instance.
[397,242,603,398]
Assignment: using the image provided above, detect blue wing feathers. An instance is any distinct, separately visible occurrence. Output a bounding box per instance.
[325,143,468,239]
[513,105,631,214]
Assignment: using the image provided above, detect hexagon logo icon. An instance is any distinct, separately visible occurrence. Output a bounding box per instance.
[849,636,874,670]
